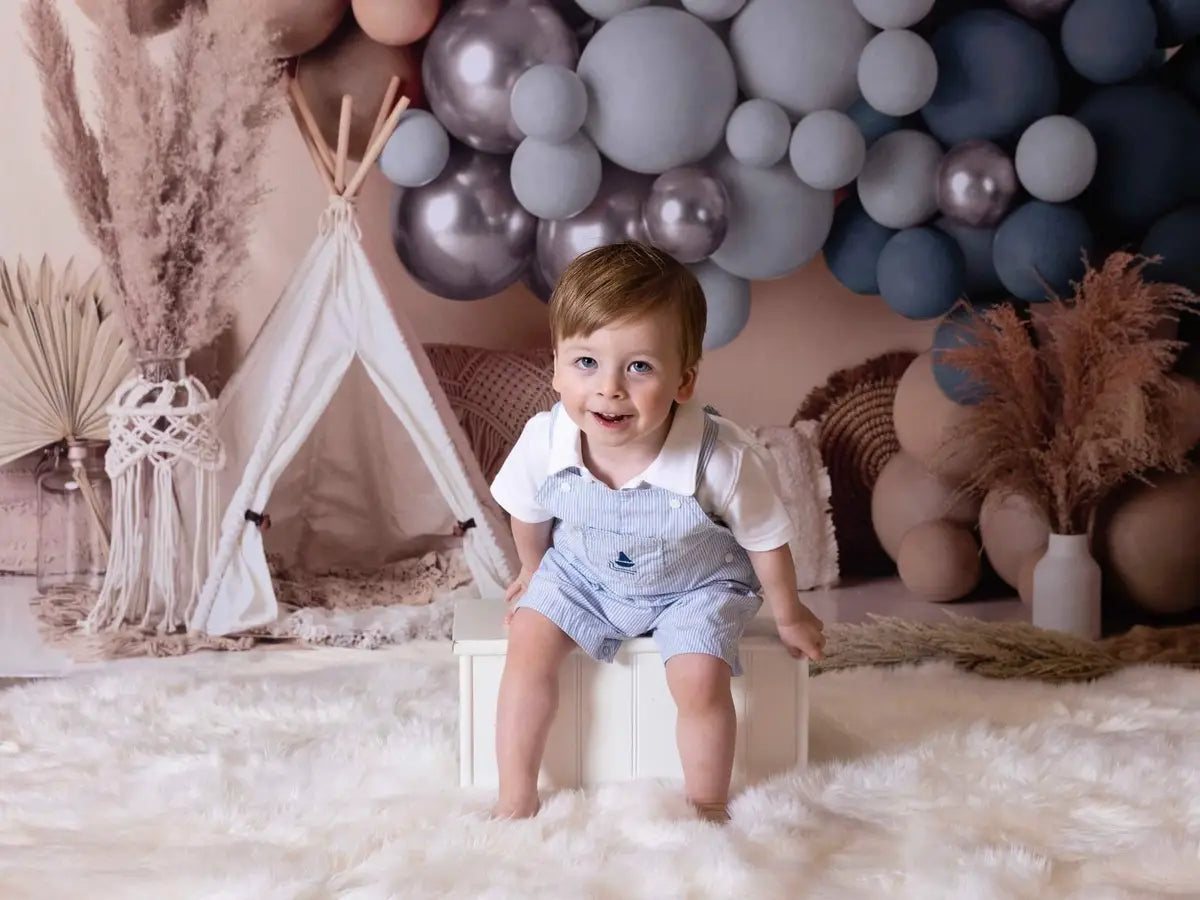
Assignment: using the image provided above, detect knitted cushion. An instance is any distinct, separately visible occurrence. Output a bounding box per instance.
[423,343,557,484]
[793,351,916,577]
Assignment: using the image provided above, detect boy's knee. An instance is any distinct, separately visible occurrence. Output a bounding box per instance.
[666,653,732,710]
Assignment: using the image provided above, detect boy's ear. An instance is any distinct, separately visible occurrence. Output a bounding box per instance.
[676,366,697,403]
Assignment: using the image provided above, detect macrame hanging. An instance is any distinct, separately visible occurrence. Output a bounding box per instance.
[86,360,225,633]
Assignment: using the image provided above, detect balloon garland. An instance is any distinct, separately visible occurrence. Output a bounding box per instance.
[111,0,1200,365]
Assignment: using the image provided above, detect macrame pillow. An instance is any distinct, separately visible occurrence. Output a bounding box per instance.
[793,351,915,578]
[423,343,557,483]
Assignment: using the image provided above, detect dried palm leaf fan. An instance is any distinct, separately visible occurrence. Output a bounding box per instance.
[0,257,133,548]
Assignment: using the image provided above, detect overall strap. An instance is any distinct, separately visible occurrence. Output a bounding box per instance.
[695,412,720,486]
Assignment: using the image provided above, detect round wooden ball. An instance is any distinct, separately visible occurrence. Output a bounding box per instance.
[892,351,980,485]
[296,20,422,160]
[871,450,982,561]
[897,519,982,602]
[352,0,440,46]
[76,0,191,36]
[979,489,1049,589]
[1093,467,1200,615]
[208,0,349,58]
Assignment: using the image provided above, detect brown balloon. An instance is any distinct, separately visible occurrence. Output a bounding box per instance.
[76,0,192,36]
[892,352,980,485]
[897,519,982,603]
[870,450,981,561]
[296,20,422,160]
[979,489,1049,590]
[208,0,350,58]
[352,0,440,46]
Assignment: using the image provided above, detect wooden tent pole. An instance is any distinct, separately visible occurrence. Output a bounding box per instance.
[287,93,336,194]
[344,95,411,200]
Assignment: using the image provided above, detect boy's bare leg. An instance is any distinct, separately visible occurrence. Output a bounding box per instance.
[493,608,576,819]
[665,653,736,823]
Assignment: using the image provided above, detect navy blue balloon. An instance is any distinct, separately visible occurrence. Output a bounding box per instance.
[847,95,905,145]
[1151,0,1200,44]
[1141,205,1200,293]
[877,227,966,319]
[1061,0,1159,85]
[921,9,1060,146]
[1163,41,1200,108]
[936,217,1004,297]
[931,300,1020,404]
[1075,84,1200,237]
[993,201,1094,301]
[823,198,896,295]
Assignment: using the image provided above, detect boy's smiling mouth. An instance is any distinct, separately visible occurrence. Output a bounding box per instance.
[591,411,631,427]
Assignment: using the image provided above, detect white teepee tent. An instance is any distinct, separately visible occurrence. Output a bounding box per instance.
[190,78,518,636]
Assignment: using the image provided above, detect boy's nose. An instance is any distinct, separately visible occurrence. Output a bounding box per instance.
[597,373,626,398]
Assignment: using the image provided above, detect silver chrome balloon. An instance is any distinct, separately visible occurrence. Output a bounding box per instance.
[935,140,1018,229]
[642,166,730,263]
[391,143,537,301]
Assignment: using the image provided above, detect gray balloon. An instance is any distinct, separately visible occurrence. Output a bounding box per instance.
[510,63,589,142]
[856,28,939,118]
[423,0,578,154]
[690,259,751,349]
[789,109,866,190]
[709,151,835,280]
[852,0,935,29]
[536,164,654,286]
[935,140,1018,228]
[642,166,729,263]
[728,0,874,118]
[577,6,738,173]
[682,0,746,21]
[1014,115,1097,203]
[1003,0,1072,21]
[379,111,451,188]
[856,128,942,229]
[511,133,603,219]
[725,98,791,168]
[392,143,537,301]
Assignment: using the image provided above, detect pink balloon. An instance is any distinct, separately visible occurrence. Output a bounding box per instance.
[352,0,440,45]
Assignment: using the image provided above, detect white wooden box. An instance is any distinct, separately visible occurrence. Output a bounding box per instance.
[453,596,809,790]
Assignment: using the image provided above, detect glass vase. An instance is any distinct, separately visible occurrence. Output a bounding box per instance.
[35,441,112,595]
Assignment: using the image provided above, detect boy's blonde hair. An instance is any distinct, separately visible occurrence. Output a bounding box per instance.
[548,242,707,371]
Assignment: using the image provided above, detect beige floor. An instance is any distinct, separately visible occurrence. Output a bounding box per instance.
[0,574,1027,679]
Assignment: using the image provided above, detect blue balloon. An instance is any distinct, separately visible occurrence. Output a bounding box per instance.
[931,300,1016,405]
[921,9,1060,146]
[1151,0,1200,45]
[936,217,1004,298]
[1075,84,1200,237]
[822,198,896,295]
[993,201,1095,301]
[847,95,905,145]
[1163,41,1200,109]
[1061,0,1159,85]
[877,227,966,319]
[1141,205,1200,294]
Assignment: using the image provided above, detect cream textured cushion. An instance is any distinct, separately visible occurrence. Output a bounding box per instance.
[747,421,840,590]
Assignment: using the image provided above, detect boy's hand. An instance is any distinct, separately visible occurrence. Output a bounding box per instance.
[775,606,826,661]
[503,567,535,625]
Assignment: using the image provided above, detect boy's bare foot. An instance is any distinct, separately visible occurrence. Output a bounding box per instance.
[692,800,730,824]
[490,795,541,820]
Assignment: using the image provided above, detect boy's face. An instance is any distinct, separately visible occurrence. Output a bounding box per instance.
[552,307,696,455]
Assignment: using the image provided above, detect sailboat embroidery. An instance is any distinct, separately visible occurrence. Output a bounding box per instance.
[611,551,635,573]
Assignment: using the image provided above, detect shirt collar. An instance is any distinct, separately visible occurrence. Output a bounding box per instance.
[547,400,706,495]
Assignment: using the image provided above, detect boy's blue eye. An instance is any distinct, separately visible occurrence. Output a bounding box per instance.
[574,356,597,370]
[629,360,652,374]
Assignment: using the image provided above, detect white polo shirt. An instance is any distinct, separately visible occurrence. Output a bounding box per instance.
[490,401,797,552]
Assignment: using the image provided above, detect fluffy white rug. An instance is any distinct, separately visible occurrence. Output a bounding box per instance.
[2,647,1200,899]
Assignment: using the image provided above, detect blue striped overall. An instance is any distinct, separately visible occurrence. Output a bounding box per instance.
[514,405,763,674]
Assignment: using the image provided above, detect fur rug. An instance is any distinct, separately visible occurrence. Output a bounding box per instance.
[2,647,1199,898]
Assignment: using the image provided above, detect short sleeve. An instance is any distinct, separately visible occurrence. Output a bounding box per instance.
[719,443,797,552]
[490,413,554,523]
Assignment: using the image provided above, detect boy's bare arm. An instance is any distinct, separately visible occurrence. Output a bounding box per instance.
[747,544,826,660]
[511,517,553,574]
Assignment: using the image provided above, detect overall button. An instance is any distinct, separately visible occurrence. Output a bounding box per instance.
[669,498,681,509]
[560,482,571,492]
[724,553,734,563]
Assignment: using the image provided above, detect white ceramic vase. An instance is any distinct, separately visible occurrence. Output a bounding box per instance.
[1030,532,1102,639]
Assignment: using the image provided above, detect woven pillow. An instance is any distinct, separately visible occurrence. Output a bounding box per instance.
[793,351,915,577]
[746,421,839,590]
[423,343,557,483]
